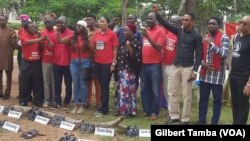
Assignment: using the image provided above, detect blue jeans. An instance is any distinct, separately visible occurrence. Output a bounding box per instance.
[94,62,112,114]
[70,58,92,104]
[140,64,161,115]
[53,64,72,106]
[199,81,223,124]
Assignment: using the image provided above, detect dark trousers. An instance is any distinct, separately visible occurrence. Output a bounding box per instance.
[0,70,12,95]
[19,60,43,105]
[53,64,72,106]
[230,77,250,125]
[199,81,223,124]
[17,50,22,70]
[94,62,112,114]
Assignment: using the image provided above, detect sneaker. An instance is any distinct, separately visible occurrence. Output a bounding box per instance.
[180,121,190,125]
[95,111,104,117]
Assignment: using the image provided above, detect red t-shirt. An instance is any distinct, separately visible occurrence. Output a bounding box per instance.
[20,32,41,62]
[68,35,91,60]
[53,28,73,66]
[18,27,25,39]
[41,28,56,63]
[142,25,166,64]
[92,29,119,63]
[162,30,177,65]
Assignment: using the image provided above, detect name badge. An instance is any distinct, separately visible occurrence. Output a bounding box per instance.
[95,127,115,136]
[2,121,20,132]
[34,115,50,125]
[96,41,105,50]
[8,110,22,119]
[59,121,75,131]
[0,106,4,113]
[139,129,151,137]
[143,39,151,46]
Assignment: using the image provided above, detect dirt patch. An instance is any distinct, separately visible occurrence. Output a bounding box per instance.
[0,60,103,141]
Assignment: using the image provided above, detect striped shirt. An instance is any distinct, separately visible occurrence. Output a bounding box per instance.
[200,34,230,85]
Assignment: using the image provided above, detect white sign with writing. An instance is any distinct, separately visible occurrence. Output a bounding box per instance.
[95,127,115,136]
[2,121,20,132]
[78,139,93,141]
[59,121,75,131]
[34,115,50,125]
[139,129,151,137]
[7,110,22,119]
[0,106,4,113]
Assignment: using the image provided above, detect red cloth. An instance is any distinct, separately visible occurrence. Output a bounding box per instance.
[127,24,136,34]
[200,31,223,75]
[224,22,239,39]
[92,29,119,63]
[162,30,177,65]
[69,35,91,59]
[41,28,56,63]
[53,28,73,66]
[142,25,166,64]
[20,32,41,62]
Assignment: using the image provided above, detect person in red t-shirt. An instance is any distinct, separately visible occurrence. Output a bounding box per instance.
[140,12,166,120]
[40,14,57,108]
[162,15,182,114]
[19,21,48,107]
[57,20,91,114]
[52,16,73,109]
[92,17,119,117]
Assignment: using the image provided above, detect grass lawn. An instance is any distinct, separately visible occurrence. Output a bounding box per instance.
[85,81,250,141]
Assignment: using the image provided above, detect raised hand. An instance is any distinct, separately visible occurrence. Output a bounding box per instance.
[152,4,159,13]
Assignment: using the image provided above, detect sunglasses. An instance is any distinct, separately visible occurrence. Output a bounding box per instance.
[239,20,248,26]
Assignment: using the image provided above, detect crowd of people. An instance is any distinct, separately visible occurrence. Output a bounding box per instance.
[0,4,249,125]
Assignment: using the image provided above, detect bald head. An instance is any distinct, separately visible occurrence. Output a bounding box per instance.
[146,12,157,28]
[239,15,250,36]
[170,15,182,28]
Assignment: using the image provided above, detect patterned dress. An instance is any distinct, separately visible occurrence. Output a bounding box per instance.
[114,36,142,116]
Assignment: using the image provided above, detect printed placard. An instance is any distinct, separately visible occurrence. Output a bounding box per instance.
[7,110,22,119]
[78,139,93,141]
[139,129,151,137]
[34,115,50,125]
[59,121,75,131]
[2,121,20,132]
[95,127,115,136]
[0,106,4,113]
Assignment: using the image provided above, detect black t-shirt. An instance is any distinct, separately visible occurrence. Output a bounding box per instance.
[231,34,250,79]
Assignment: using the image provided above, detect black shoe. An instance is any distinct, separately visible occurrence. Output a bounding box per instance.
[0,93,3,98]
[167,119,180,125]
[20,102,28,106]
[2,95,10,100]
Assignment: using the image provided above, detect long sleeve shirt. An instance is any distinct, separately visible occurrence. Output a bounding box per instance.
[200,34,230,85]
[156,13,202,71]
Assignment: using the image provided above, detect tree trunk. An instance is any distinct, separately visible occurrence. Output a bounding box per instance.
[178,0,186,15]
[185,0,196,14]
[121,0,129,26]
